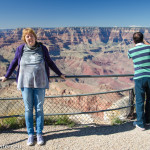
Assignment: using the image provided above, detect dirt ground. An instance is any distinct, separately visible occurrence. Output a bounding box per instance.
[1,121,150,150]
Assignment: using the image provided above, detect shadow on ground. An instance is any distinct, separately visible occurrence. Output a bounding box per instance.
[1,121,150,147]
[44,121,135,142]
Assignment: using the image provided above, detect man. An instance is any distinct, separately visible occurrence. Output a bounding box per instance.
[128,32,150,130]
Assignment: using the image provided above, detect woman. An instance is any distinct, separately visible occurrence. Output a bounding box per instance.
[0,28,65,146]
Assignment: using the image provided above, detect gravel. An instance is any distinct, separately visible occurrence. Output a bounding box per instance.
[0,121,150,150]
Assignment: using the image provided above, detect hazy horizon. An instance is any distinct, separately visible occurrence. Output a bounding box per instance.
[1,26,150,30]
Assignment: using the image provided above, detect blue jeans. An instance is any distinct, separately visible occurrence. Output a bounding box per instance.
[21,88,45,135]
[135,77,150,128]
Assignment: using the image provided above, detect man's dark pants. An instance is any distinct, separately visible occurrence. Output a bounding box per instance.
[135,77,150,128]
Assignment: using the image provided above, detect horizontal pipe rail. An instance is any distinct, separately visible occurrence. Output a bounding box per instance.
[0,88,133,100]
[0,74,134,81]
[0,104,135,119]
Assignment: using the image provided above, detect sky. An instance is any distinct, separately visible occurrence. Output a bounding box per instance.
[1,0,150,29]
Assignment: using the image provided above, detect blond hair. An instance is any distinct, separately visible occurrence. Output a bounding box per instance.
[22,28,37,43]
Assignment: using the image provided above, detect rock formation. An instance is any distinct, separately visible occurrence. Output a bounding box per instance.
[1,27,149,123]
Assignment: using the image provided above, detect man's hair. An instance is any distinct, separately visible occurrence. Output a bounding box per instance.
[133,32,143,44]
[22,28,37,43]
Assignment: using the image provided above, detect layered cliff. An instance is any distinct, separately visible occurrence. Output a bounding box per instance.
[1,27,150,92]
[2,27,149,123]
[1,27,150,51]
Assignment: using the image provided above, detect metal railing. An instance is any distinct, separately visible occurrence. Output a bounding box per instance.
[0,74,135,126]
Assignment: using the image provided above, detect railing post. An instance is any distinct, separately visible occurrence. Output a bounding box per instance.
[127,88,135,119]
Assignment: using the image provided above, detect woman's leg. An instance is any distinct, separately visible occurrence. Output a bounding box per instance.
[21,88,34,135]
[34,88,45,135]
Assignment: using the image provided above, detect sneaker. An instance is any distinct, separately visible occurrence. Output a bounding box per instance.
[133,121,145,131]
[27,135,34,146]
[37,134,44,145]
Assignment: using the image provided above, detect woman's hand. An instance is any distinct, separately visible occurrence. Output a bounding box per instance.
[60,74,66,80]
[0,76,7,82]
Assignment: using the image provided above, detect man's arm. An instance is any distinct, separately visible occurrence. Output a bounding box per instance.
[143,40,150,45]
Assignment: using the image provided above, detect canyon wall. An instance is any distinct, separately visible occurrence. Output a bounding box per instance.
[1,27,150,91]
[1,27,149,123]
